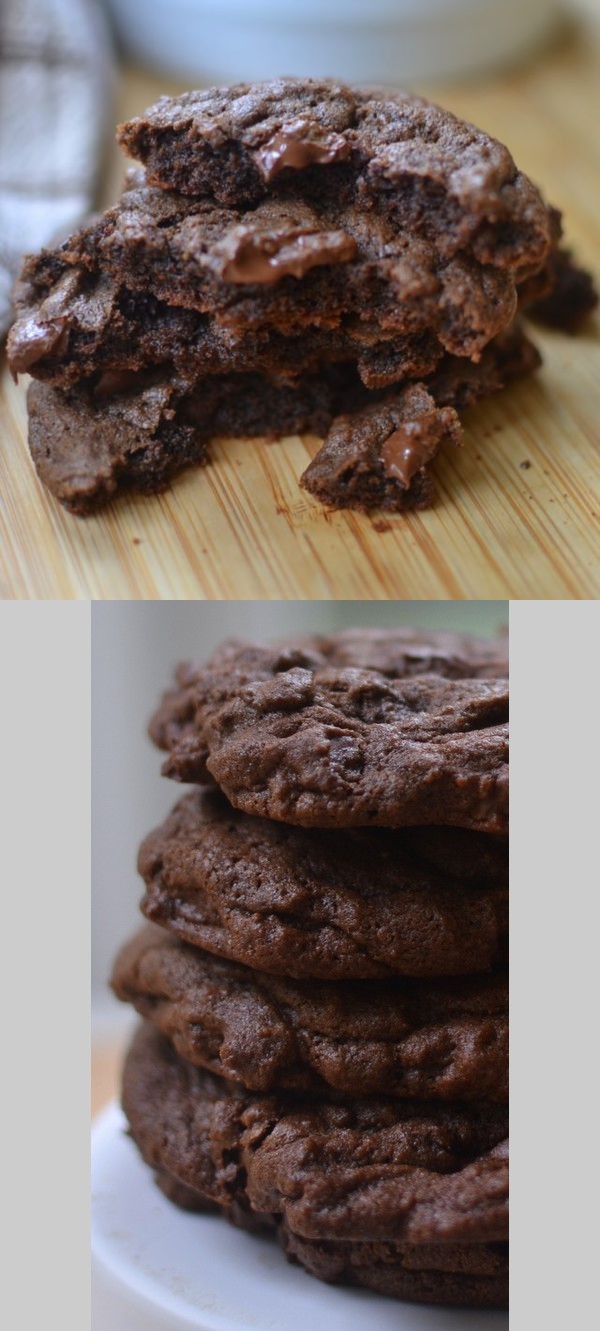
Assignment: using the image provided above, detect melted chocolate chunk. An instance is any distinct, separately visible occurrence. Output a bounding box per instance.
[254,118,351,181]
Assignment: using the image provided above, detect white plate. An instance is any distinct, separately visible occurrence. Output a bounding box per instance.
[92,1102,509,1331]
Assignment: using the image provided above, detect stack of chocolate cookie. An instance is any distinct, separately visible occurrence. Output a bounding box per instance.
[8,78,595,515]
[112,627,509,1309]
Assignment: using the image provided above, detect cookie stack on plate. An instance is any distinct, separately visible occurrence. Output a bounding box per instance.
[112,627,509,1309]
[8,78,594,516]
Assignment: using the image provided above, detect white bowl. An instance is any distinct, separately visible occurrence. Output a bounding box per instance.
[106,0,558,85]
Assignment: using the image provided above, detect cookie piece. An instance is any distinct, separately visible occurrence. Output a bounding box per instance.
[8,263,442,391]
[27,375,205,515]
[123,1023,509,1251]
[117,79,550,279]
[138,788,507,978]
[113,925,508,1100]
[301,383,461,511]
[148,634,508,832]
[25,364,359,516]
[16,173,518,354]
[301,323,540,511]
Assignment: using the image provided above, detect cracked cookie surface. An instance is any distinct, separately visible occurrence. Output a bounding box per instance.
[117,79,550,289]
[149,630,509,832]
[9,260,444,391]
[123,1024,509,1250]
[113,925,508,1100]
[138,787,507,978]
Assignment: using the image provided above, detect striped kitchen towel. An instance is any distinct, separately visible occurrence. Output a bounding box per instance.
[0,0,113,336]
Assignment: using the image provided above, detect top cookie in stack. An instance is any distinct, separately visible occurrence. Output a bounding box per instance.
[11,77,589,515]
[149,625,508,833]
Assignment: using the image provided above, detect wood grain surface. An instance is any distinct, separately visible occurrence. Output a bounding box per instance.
[1,31,598,601]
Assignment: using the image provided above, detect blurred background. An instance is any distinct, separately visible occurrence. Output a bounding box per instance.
[102,0,564,85]
[92,599,508,1049]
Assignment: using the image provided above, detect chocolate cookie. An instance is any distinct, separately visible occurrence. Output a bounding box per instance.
[8,262,443,390]
[15,173,518,354]
[123,1023,509,1250]
[148,634,508,832]
[426,319,541,410]
[113,925,508,1100]
[138,788,507,978]
[117,79,550,280]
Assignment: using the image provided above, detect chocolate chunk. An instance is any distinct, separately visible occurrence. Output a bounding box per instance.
[216,221,357,284]
[254,118,352,181]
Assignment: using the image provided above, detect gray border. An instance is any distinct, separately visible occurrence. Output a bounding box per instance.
[2,602,90,1329]
[509,599,597,1328]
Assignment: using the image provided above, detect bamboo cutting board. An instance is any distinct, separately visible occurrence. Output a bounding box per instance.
[1,34,598,600]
